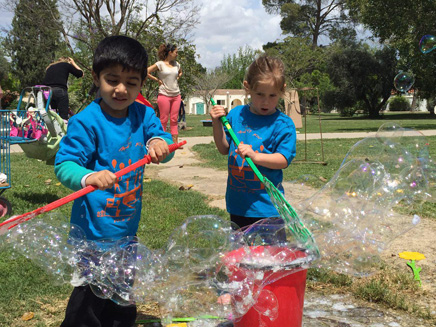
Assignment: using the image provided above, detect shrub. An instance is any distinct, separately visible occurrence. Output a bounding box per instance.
[388,96,411,111]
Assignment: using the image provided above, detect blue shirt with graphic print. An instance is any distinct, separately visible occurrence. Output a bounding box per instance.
[225,104,296,218]
[55,99,172,242]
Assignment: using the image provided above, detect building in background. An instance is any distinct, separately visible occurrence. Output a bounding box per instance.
[185,89,247,115]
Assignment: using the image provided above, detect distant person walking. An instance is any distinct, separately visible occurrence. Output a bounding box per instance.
[42,57,84,120]
[147,44,182,144]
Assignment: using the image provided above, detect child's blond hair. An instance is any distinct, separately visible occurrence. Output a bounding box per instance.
[245,55,286,94]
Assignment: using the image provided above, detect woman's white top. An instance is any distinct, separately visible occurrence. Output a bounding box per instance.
[156,61,181,97]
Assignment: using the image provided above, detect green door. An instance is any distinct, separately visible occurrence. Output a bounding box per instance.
[196,103,204,114]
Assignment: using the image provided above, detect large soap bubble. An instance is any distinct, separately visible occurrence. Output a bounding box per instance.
[295,123,432,276]
[419,34,436,54]
[393,71,415,93]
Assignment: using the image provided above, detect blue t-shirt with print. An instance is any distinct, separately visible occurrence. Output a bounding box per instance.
[55,100,172,242]
[225,104,296,218]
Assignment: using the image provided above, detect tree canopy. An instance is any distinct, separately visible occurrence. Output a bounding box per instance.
[4,0,61,88]
[324,46,397,118]
[262,0,353,48]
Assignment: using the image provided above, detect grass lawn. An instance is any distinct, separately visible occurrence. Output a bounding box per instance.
[0,153,228,326]
[193,136,436,220]
[178,112,436,137]
[0,135,435,325]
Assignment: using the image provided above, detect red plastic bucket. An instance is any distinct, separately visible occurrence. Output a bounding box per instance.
[224,246,307,327]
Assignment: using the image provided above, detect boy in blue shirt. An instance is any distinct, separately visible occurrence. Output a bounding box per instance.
[55,35,174,327]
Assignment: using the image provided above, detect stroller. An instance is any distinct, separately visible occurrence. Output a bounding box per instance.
[9,86,67,164]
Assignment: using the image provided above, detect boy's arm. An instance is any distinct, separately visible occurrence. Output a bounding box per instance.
[210,104,229,155]
[143,107,175,163]
[55,161,117,191]
[55,161,94,191]
[146,137,173,163]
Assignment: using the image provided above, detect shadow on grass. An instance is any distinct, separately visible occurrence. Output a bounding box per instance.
[12,191,61,205]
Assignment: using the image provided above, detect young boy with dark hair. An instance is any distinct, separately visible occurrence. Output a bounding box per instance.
[55,35,174,327]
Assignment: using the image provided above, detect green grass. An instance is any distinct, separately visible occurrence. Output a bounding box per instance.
[192,137,436,220]
[0,153,228,326]
[177,112,436,137]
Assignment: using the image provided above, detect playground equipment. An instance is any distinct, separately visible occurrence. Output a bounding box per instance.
[0,86,66,216]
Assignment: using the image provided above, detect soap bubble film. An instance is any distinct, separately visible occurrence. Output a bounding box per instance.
[295,123,432,276]
[1,123,434,322]
[419,34,436,54]
[393,71,415,93]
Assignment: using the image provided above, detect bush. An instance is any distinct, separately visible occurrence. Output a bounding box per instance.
[388,96,411,111]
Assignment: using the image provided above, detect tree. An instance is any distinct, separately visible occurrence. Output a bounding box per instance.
[191,70,230,113]
[346,0,436,104]
[263,37,327,85]
[262,0,354,49]
[219,46,260,89]
[0,47,10,83]
[324,46,397,118]
[44,0,199,65]
[3,0,61,88]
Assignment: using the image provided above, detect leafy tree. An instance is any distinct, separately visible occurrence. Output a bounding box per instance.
[3,0,61,88]
[219,46,260,89]
[347,0,436,105]
[264,37,327,85]
[262,0,354,49]
[294,69,335,112]
[324,46,397,118]
[0,46,10,83]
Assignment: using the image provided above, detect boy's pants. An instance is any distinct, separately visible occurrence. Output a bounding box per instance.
[61,284,137,327]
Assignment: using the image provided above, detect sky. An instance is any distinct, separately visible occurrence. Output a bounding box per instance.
[190,0,283,69]
[0,0,283,70]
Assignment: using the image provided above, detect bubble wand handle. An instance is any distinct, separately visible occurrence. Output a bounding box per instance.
[0,141,186,235]
[210,98,264,183]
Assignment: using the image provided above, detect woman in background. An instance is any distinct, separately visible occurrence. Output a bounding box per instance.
[42,57,83,120]
[147,44,182,144]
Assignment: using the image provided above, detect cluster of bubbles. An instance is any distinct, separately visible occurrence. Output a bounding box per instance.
[1,123,435,323]
[2,213,317,325]
[289,123,435,276]
[393,34,436,93]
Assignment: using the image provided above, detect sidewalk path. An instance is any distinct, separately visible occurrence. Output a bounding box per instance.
[10,129,436,153]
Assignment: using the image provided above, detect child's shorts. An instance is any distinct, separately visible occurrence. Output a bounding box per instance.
[61,284,137,327]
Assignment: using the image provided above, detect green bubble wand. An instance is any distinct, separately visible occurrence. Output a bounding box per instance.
[210,99,317,251]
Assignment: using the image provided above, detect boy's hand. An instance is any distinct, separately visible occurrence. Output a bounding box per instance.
[148,139,170,163]
[210,104,226,121]
[236,142,257,160]
[86,170,117,190]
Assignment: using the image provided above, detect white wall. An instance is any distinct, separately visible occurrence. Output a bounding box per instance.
[185,92,247,115]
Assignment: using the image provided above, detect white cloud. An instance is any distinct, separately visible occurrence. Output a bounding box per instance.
[0,0,283,69]
[191,0,283,69]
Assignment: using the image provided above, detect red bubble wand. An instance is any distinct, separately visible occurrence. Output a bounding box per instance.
[0,141,186,235]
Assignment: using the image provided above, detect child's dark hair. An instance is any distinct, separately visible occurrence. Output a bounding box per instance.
[157,43,177,61]
[245,55,286,93]
[93,35,148,81]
